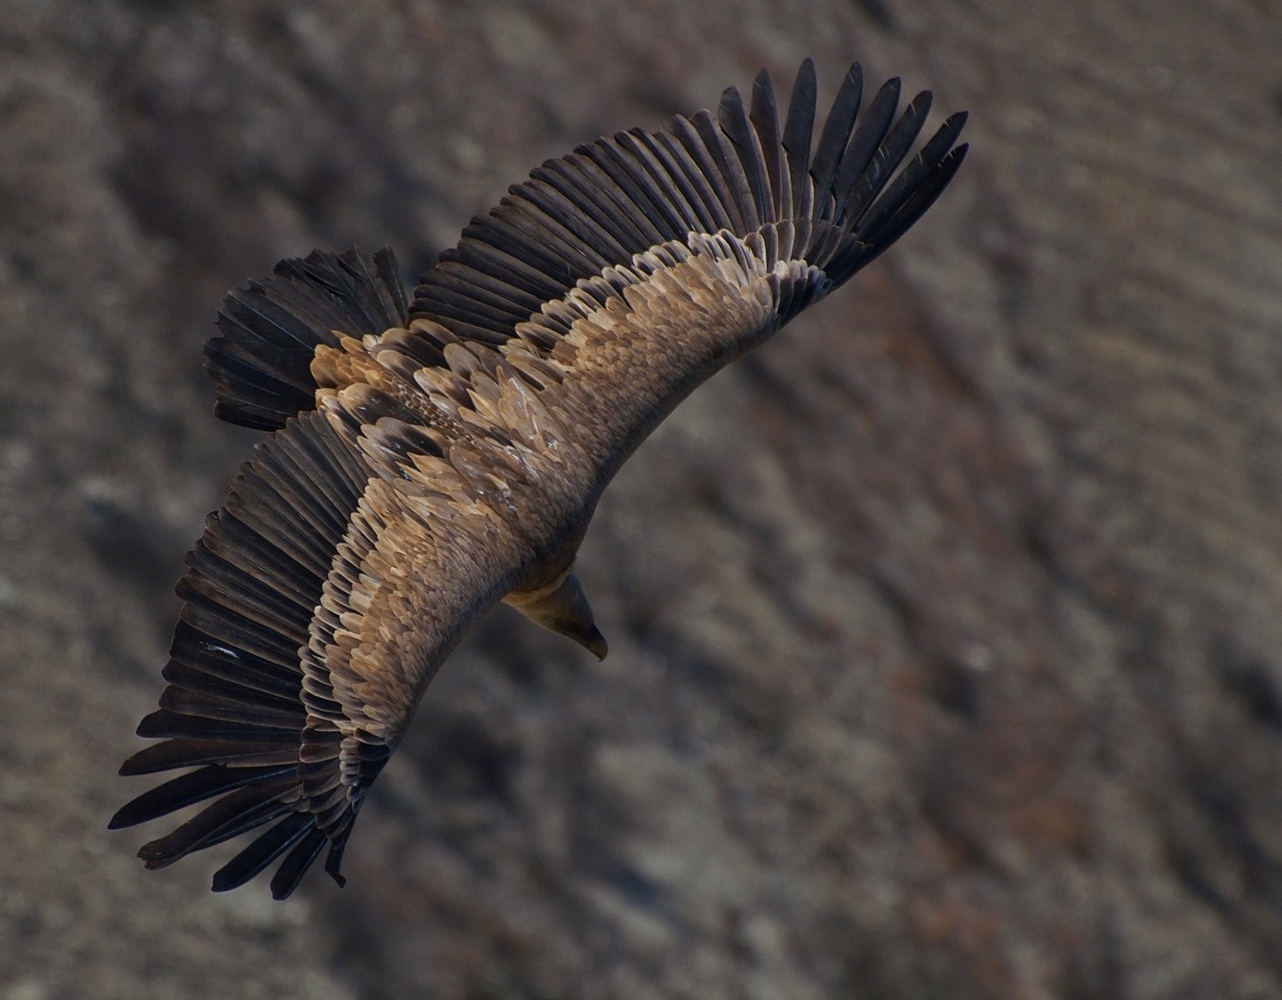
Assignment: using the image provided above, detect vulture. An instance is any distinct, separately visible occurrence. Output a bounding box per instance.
[111,59,968,899]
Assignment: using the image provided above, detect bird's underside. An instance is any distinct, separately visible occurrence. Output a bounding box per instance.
[111,59,968,898]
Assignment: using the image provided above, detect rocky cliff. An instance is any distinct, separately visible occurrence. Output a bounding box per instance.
[2,1,1280,997]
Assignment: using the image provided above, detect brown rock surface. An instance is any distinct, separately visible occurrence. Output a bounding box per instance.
[3,1,1281,997]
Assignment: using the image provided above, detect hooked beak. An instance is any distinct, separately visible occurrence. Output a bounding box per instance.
[503,570,609,661]
[579,623,609,661]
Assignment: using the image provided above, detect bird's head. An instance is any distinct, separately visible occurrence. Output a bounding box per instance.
[504,570,608,660]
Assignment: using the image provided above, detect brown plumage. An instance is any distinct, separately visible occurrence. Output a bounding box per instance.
[111,60,968,898]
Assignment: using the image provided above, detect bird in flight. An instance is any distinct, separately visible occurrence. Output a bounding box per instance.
[111,59,967,899]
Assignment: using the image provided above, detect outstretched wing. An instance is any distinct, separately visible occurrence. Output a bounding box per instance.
[115,60,967,898]
[412,61,964,352]
[110,383,538,898]
[202,61,965,450]
[413,58,967,489]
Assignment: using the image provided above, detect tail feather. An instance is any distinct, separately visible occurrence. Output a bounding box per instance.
[206,247,408,430]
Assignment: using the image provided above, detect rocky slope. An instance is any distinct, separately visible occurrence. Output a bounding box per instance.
[2,1,1280,997]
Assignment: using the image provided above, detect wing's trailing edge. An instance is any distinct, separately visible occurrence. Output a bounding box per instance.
[109,408,374,899]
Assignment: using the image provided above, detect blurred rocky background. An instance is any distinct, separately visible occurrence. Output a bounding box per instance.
[3,0,1282,997]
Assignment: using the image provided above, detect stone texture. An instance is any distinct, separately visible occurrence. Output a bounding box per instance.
[2,0,1281,997]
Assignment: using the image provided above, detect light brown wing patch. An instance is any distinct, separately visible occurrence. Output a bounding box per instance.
[503,229,829,484]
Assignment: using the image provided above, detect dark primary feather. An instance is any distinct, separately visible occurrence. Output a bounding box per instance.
[749,70,788,221]
[203,60,964,436]
[137,780,301,869]
[111,410,374,899]
[408,57,963,346]
[809,62,864,216]
[115,60,967,898]
[782,59,819,224]
[832,79,913,224]
[856,110,970,244]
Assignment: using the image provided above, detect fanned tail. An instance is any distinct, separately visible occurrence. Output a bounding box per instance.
[206,247,409,430]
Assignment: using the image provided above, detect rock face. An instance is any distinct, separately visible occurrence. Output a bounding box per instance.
[2,1,1281,997]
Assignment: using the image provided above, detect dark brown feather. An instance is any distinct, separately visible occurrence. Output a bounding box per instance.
[749,69,789,222]
[810,63,864,218]
[209,248,408,431]
[782,58,818,223]
[717,84,772,229]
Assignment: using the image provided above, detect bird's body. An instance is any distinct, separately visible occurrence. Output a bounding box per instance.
[112,60,968,898]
